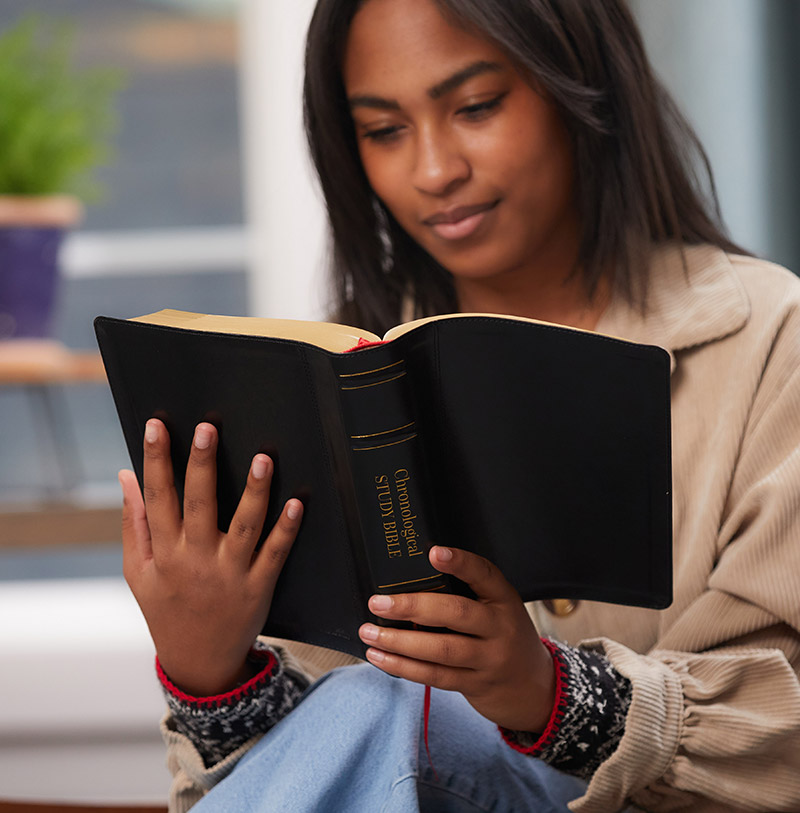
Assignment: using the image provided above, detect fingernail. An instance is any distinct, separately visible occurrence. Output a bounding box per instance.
[370,594,393,612]
[194,424,213,449]
[251,454,269,479]
[360,623,380,642]
[434,546,453,562]
[144,420,158,444]
[286,499,301,521]
[366,648,385,664]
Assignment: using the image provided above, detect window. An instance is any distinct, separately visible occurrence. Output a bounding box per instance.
[0,0,246,569]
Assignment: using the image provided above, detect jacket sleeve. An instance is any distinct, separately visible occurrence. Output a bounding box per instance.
[161,641,359,812]
[572,339,800,812]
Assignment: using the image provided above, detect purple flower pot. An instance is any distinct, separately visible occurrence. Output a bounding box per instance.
[0,226,65,338]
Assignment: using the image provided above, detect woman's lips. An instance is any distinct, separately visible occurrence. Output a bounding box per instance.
[423,201,499,241]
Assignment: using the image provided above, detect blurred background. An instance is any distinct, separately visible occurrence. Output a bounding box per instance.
[0,0,797,806]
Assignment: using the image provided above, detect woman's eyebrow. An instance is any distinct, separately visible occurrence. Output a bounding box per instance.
[348,60,504,111]
[428,60,504,100]
[349,94,401,112]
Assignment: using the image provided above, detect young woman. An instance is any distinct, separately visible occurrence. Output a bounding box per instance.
[119,1,800,810]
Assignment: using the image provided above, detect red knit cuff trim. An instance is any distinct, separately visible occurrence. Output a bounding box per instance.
[156,648,278,708]
[499,638,569,755]
[346,338,388,352]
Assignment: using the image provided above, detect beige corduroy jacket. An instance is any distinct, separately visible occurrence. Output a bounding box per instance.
[162,245,800,813]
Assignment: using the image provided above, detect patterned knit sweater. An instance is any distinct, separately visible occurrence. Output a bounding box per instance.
[160,637,632,780]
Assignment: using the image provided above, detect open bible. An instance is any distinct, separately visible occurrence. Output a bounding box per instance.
[95,309,672,659]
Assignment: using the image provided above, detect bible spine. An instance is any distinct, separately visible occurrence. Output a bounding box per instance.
[334,350,449,597]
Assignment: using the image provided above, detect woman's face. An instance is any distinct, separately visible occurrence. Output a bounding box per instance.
[343,0,579,292]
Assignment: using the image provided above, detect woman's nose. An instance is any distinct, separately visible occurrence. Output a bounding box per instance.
[412,129,471,197]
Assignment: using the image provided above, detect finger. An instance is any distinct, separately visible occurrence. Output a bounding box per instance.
[367,591,494,637]
[224,454,274,561]
[182,422,220,544]
[119,468,152,566]
[363,646,473,693]
[252,497,303,590]
[359,622,478,669]
[141,418,181,542]
[429,546,517,604]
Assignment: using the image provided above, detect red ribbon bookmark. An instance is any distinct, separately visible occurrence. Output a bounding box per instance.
[423,684,439,780]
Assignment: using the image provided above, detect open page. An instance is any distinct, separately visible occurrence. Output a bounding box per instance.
[131,309,381,353]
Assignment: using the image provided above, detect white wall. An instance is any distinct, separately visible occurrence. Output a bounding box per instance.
[632,0,770,256]
[240,0,328,321]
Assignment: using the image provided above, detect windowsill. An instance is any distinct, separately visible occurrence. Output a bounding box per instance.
[0,578,170,802]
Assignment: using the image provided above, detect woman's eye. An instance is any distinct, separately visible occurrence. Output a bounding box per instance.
[362,125,404,143]
[458,94,506,121]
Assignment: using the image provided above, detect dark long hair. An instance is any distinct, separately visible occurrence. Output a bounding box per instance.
[304,0,745,334]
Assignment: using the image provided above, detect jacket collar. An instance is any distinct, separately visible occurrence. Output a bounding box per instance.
[596,244,751,372]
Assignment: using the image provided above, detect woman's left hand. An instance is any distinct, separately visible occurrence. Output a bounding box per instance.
[358,546,555,733]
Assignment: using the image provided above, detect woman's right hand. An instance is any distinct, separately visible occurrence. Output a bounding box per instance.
[119,418,303,697]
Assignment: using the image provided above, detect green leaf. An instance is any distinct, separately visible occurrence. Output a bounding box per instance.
[0,15,124,199]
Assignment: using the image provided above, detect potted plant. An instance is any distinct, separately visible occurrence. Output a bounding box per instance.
[0,16,121,339]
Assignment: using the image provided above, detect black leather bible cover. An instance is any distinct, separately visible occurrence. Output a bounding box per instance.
[95,313,672,659]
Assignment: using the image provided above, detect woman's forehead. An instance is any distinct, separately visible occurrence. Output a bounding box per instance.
[343,0,512,96]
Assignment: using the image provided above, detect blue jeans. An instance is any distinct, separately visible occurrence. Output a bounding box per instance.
[194,663,589,812]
